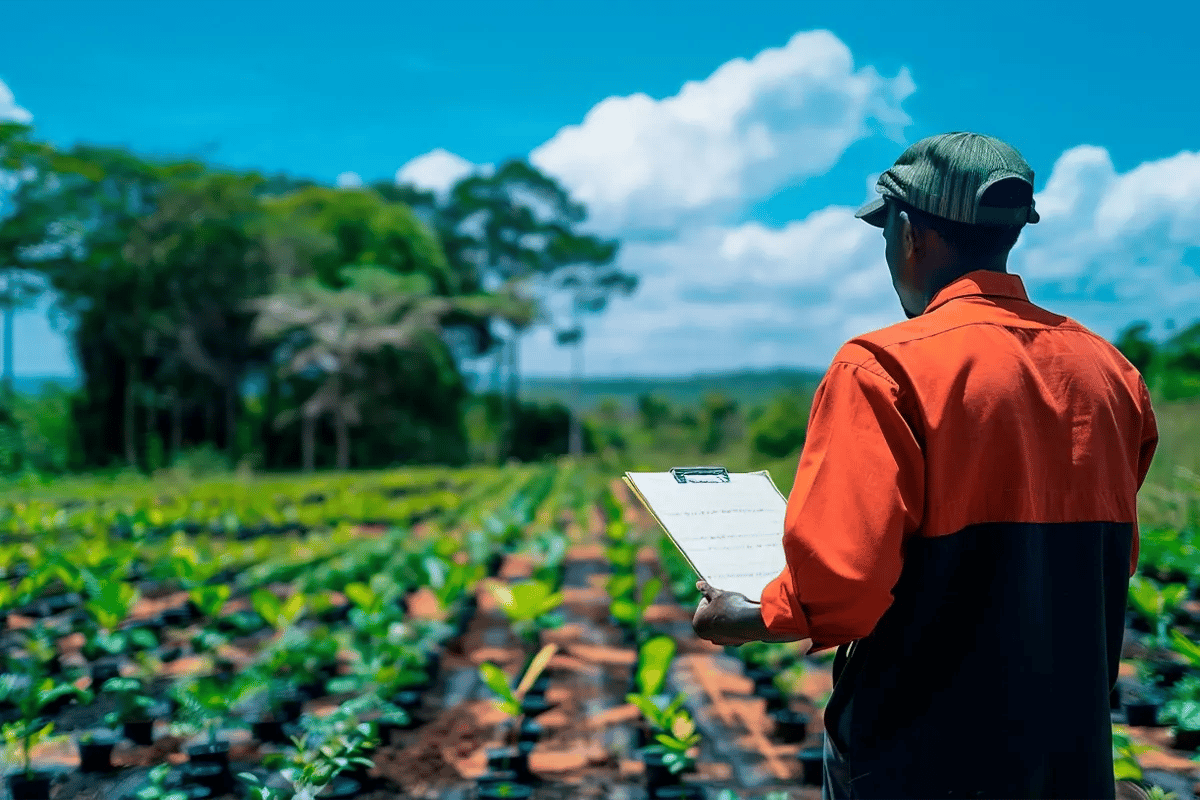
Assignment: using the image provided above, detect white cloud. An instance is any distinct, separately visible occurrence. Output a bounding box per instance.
[395,148,491,201]
[528,29,914,235]
[515,143,1200,377]
[0,79,31,125]
[335,171,363,188]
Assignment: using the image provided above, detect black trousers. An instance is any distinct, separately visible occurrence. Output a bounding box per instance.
[822,728,853,800]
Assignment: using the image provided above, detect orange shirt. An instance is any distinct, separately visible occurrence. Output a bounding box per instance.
[759,269,1158,652]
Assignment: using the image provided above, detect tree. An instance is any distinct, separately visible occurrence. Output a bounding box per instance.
[248,265,536,470]
[1114,322,1157,376]
[249,266,449,471]
[444,160,630,461]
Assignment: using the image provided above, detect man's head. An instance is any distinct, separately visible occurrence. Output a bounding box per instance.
[856,132,1039,318]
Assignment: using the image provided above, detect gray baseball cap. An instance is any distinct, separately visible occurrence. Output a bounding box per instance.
[855,132,1040,228]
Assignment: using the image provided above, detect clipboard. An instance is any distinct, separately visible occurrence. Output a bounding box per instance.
[623,465,789,601]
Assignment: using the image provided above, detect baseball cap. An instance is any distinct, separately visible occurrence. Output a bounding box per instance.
[855,132,1040,228]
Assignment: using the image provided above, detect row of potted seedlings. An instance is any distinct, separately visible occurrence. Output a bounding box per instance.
[0,466,588,799]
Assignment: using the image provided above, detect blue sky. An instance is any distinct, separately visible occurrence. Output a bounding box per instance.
[2,0,1198,377]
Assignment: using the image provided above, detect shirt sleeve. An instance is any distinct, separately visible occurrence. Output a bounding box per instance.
[1130,377,1159,577]
[759,354,925,653]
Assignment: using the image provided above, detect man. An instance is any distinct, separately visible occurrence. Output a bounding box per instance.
[691,131,1159,799]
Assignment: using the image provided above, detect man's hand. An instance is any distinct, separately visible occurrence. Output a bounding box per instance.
[692,581,770,646]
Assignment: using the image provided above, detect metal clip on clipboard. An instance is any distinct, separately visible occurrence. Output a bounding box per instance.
[670,466,730,484]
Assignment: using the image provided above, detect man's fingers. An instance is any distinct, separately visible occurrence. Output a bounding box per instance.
[696,581,721,600]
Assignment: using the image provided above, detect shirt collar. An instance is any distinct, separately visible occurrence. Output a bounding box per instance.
[924,270,1029,314]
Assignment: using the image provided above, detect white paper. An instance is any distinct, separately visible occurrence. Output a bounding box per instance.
[625,470,788,601]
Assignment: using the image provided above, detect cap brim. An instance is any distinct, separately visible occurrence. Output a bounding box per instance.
[855,197,887,228]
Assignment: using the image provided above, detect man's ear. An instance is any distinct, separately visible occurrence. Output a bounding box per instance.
[898,210,920,262]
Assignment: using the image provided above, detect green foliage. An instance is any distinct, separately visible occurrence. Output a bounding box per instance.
[1128,575,1188,647]
[749,391,810,459]
[1113,725,1152,782]
[1161,675,1200,732]
[241,695,381,800]
[636,635,677,697]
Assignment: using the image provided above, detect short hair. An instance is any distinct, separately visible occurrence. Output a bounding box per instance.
[892,178,1031,263]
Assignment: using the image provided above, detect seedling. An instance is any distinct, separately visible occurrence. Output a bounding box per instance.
[609,576,662,645]
[0,672,92,780]
[240,696,381,800]
[479,643,558,747]
[485,578,565,650]
[251,588,308,632]
[132,764,190,800]
[1128,575,1188,649]
[1112,725,1153,781]
[169,672,255,747]
[101,676,157,727]
[1161,675,1200,732]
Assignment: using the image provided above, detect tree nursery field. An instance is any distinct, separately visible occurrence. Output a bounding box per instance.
[0,459,1197,800]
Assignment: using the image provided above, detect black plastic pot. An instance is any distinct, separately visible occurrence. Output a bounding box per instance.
[770,708,810,743]
[187,739,233,791]
[1173,727,1200,751]
[393,689,423,719]
[744,667,774,690]
[79,737,115,772]
[123,719,155,746]
[476,779,533,799]
[276,696,304,723]
[797,745,825,786]
[159,606,190,627]
[640,746,683,796]
[317,776,361,798]
[652,786,706,800]
[6,771,52,800]
[519,693,555,718]
[1147,660,1189,689]
[91,658,122,689]
[1124,699,1161,727]
[516,717,543,747]
[181,761,227,794]
[486,746,533,784]
[756,684,787,713]
[252,717,289,744]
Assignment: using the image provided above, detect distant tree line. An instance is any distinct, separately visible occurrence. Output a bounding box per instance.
[0,122,636,472]
[1114,321,1200,402]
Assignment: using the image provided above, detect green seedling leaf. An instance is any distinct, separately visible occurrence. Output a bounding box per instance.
[251,589,283,626]
[610,598,638,624]
[479,662,520,717]
[188,584,231,619]
[638,635,676,697]
[639,578,663,612]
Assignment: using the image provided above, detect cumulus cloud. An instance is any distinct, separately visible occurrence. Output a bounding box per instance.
[528,29,914,235]
[335,171,363,188]
[515,143,1200,377]
[0,79,31,124]
[395,148,490,201]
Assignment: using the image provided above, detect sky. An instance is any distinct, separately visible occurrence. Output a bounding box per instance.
[2,0,1199,378]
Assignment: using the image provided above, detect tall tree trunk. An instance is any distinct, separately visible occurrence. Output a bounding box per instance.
[169,387,183,464]
[124,356,139,469]
[569,333,583,456]
[334,406,349,471]
[332,372,349,470]
[302,413,315,473]
[504,333,520,462]
[203,393,214,443]
[224,382,237,460]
